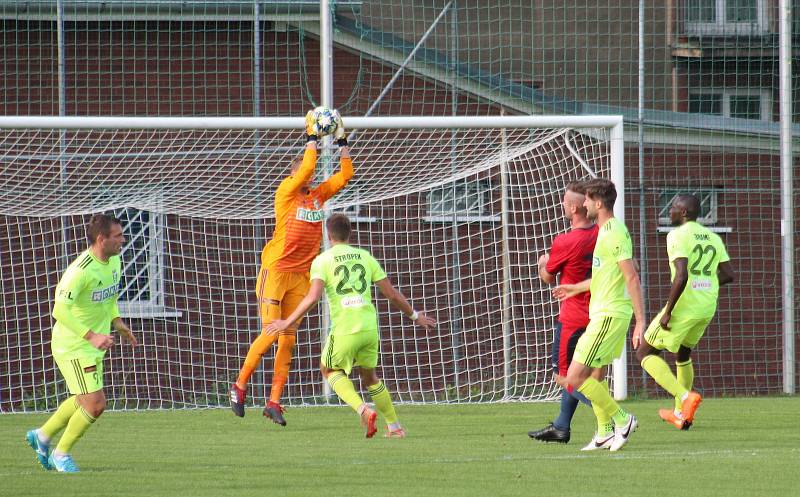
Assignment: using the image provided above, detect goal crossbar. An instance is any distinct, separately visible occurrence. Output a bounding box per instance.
[0,115,624,130]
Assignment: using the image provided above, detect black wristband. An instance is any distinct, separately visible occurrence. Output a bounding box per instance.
[337,137,348,147]
[306,134,318,142]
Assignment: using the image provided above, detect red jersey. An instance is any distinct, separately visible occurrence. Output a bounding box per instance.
[546,224,598,327]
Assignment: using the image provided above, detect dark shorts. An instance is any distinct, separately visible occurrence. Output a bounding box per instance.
[550,321,587,376]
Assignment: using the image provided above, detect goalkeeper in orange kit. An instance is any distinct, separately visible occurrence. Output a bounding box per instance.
[230,109,353,425]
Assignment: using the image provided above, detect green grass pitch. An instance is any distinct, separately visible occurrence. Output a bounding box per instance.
[2,397,797,496]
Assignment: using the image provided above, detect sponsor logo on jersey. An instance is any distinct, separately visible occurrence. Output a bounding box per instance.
[296,207,324,223]
[92,283,119,302]
[691,279,712,290]
[593,256,600,267]
[341,295,366,308]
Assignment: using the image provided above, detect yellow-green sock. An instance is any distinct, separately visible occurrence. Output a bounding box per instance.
[578,377,628,426]
[641,355,688,400]
[367,382,398,424]
[327,372,364,412]
[675,359,694,412]
[40,396,79,440]
[55,406,96,453]
[591,381,613,435]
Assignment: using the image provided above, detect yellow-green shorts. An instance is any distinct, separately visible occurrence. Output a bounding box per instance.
[321,330,379,375]
[573,315,631,368]
[54,354,104,395]
[644,309,713,353]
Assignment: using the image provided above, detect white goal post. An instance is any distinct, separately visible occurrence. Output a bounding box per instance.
[0,115,625,411]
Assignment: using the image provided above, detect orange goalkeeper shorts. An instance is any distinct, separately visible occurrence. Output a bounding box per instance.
[256,266,310,331]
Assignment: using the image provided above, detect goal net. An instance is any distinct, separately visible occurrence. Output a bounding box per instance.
[0,115,623,412]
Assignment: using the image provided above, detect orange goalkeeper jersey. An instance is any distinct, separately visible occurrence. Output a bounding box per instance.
[261,146,354,273]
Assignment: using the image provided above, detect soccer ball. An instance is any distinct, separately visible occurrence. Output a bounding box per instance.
[312,106,338,136]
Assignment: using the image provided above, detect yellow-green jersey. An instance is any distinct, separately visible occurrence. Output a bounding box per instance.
[589,217,634,319]
[310,244,387,337]
[667,221,730,318]
[51,250,122,359]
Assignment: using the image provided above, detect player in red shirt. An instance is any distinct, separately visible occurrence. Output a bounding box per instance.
[528,181,598,444]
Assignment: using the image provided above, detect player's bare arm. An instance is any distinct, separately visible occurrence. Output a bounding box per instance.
[83,330,114,351]
[538,253,556,284]
[619,258,646,349]
[658,257,689,330]
[112,317,138,347]
[718,261,735,286]
[375,278,436,330]
[265,279,325,334]
[552,278,590,301]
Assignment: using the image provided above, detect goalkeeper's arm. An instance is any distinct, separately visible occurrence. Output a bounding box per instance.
[333,110,352,180]
[315,153,353,201]
[316,111,353,199]
[279,144,318,197]
[333,109,348,150]
[305,109,322,142]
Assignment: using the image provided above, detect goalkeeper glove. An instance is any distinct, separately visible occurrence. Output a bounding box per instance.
[332,109,347,147]
[305,109,319,141]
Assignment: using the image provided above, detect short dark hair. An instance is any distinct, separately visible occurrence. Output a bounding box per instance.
[565,180,586,195]
[676,194,701,221]
[584,178,617,210]
[86,213,122,244]
[326,213,351,242]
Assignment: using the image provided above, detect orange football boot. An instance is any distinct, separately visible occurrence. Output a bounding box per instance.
[681,391,702,424]
[658,408,689,430]
[360,407,378,438]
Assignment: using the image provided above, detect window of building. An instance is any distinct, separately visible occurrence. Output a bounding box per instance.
[728,94,763,119]
[112,207,181,318]
[687,0,717,23]
[688,88,771,121]
[726,0,758,23]
[688,92,722,115]
[657,188,732,233]
[685,0,768,35]
[332,203,376,223]
[330,190,377,223]
[425,180,499,222]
